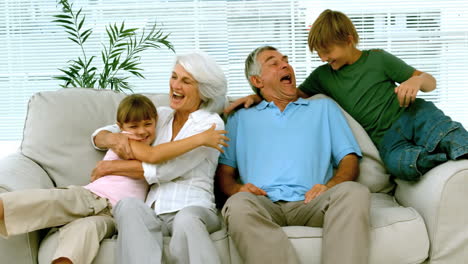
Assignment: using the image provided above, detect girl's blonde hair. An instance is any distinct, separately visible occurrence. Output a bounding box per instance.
[308,9,359,52]
[117,94,157,124]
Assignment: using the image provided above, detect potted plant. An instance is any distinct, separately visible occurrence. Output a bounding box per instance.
[53,0,174,92]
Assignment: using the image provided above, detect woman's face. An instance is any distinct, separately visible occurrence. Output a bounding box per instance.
[169,63,202,113]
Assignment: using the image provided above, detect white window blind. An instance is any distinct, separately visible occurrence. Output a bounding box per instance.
[1,0,467,142]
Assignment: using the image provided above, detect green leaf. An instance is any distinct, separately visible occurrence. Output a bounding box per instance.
[68,37,80,45]
[53,14,73,19]
[82,30,92,43]
[78,16,85,30]
[61,24,76,32]
[65,30,79,38]
[115,42,128,48]
[86,56,95,68]
[122,28,138,34]
[129,71,145,78]
[106,27,114,44]
[53,19,74,25]
[54,76,72,81]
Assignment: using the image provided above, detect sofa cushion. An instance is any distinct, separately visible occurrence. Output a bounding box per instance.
[37,228,231,264]
[21,88,169,187]
[228,193,429,264]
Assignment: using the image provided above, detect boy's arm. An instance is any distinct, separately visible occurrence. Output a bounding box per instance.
[224,94,262,114]
[297,88,311,99]
[130,124,229,164]
[304,153,359,203]
[395,70,437,107]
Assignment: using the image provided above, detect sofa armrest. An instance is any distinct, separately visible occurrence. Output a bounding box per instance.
[0,152,54,192]
[394,160,468,263]
[0,152,55,264]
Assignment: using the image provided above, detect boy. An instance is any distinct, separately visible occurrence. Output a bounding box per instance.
[229,9,468,181]
[0,94,227,264]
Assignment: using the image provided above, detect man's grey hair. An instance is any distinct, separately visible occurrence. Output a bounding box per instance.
[176,51,227,113]
[244,46,278,98]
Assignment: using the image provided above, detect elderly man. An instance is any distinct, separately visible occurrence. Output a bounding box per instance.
[216,46,370,264]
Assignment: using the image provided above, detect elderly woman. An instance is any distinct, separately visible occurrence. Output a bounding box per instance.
[91,52,227,264]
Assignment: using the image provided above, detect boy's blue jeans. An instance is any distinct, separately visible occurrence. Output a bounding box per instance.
[379,98,468,181]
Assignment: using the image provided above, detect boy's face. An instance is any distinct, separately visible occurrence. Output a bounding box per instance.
[316,44,353,70]
[119,118,157,145]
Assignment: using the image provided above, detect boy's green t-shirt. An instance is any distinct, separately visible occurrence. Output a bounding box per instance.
[298,49,415,145]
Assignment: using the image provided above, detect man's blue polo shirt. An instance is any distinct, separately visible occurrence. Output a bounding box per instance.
[219,98,361,202]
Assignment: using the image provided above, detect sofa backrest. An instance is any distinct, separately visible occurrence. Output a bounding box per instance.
[21,88,393,193]
[308,94,394,193]
[21,88,170,187]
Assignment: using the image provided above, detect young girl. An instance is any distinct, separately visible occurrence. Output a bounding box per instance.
[0,94,228,264]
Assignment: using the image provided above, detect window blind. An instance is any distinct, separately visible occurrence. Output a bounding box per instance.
[1,0,467,143]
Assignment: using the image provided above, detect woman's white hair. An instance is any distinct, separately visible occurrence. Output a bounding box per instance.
[175,51,227,113]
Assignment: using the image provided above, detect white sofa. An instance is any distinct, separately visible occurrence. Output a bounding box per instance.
[1,88,467,264]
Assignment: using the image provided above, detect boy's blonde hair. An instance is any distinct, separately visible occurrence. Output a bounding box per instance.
[117,94,157,124]
[308,9,359,52]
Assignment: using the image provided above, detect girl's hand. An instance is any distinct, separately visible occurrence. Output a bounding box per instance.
[199,124,230,152]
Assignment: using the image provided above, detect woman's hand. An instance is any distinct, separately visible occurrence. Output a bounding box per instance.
[198,124,230,153]
[224,94,262,115]
[90,160,110,182]
[108,132,142,160]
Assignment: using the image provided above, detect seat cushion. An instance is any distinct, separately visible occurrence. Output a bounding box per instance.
[38,228,231,264]
[229,193,429,264]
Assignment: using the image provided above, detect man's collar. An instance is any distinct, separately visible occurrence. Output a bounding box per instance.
[255,97,309,110]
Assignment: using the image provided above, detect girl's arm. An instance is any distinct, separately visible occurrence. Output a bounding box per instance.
[130,124,229,164]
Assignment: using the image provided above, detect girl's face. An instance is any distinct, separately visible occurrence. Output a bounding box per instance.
[169,64,202,114]
[119,118,156,145]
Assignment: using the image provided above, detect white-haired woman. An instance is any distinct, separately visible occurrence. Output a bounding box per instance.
[91,52,228,264]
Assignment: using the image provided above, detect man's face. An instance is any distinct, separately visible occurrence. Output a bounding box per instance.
[254,49,297,101]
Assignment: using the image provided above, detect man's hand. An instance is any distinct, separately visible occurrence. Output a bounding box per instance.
[224,94,262,115]
[108,132,141,160]
[394,76,421,108]
[90,160,110,182]
[238,183,267,196]
[304,184,329,203]
[198,124,230,153]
